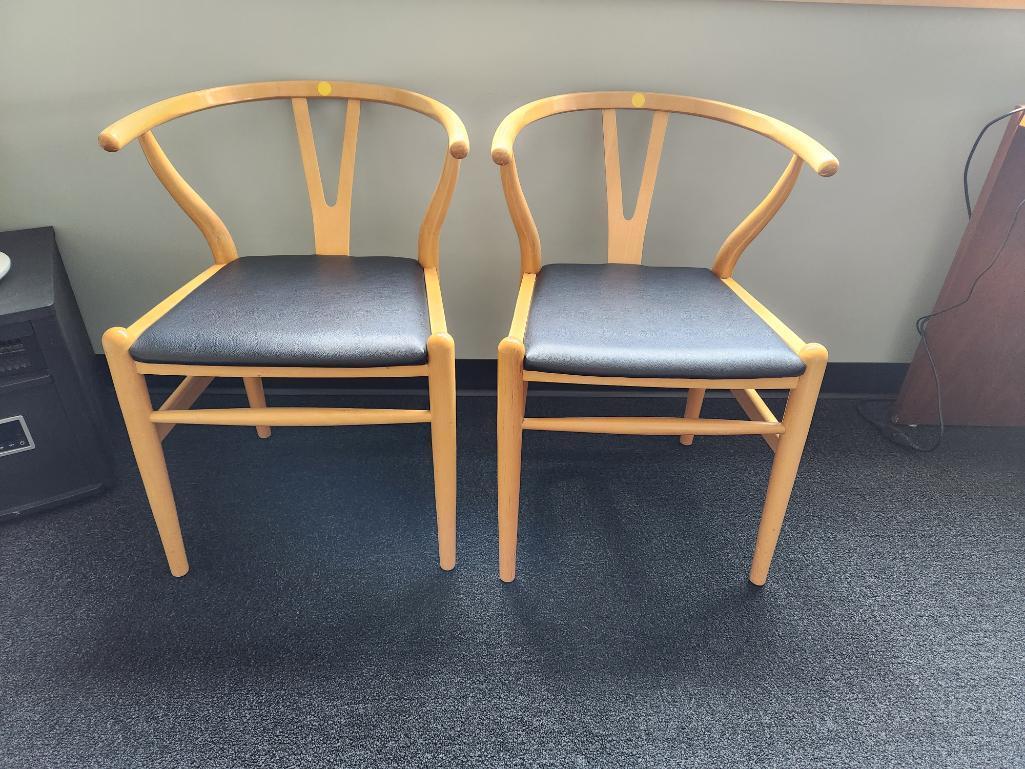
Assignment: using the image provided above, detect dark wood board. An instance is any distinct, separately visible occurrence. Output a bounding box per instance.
[893,113,1025,427]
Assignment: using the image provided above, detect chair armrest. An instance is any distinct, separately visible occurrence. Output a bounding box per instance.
[491,92,837,176]
[100,81,471,158]
[436,107,469,159]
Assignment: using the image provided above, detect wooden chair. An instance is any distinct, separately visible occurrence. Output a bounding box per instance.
[99,80,467,577]
[492,91,837,585]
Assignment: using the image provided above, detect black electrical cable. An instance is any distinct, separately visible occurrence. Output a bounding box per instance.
[964,107,1025,218]
[858,106,1025,451]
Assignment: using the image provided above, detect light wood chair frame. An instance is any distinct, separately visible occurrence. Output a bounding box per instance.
[491,91,838,585]
[99,80,468,577]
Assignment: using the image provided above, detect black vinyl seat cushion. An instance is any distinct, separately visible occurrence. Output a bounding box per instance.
[523,263,806,379]
[130,255,431,368]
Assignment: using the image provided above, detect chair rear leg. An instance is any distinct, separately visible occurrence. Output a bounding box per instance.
[749,344,827,585]
[497,338,526,582]
[102,328,189,577]
[242,377,271,438]
[427,334,457,571]
[679,387,705,445]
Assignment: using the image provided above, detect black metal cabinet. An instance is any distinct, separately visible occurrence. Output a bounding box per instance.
[0,227,112,518]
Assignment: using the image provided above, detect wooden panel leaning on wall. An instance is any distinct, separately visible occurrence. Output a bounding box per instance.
[893,112,1025,427]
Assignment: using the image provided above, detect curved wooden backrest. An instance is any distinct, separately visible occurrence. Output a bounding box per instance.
[491,91,837,277]
[100,80,469,267]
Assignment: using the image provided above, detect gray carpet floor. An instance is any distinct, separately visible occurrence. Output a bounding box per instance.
[1,391,1023,769]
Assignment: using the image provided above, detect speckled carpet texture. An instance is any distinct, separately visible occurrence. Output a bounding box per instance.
[1,391,1022,768]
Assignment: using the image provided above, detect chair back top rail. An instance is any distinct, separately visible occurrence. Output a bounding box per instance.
[491,91,836,276]
[100,80,468,158]
[491,91,835,175]
[99,80,467,268]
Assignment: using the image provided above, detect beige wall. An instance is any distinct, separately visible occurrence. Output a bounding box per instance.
[2,0,1024,361]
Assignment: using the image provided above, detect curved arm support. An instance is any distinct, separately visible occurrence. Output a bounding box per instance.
[100,80,469,159]
[492,91,837,177]
[138,131,238,264]
[497,158,542,274]
[418,151,462,269]
[712,154,804,278]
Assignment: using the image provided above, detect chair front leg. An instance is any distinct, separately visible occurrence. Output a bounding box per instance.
[679,387,705,445]
[748,343,827,585]
[427,334,457,571]
[497,337,526,582]
[242,377,271,439]
[102,328,189,577]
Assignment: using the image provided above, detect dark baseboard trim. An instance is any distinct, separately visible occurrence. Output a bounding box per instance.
[92,355,908,396]
[821,362,908,396]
